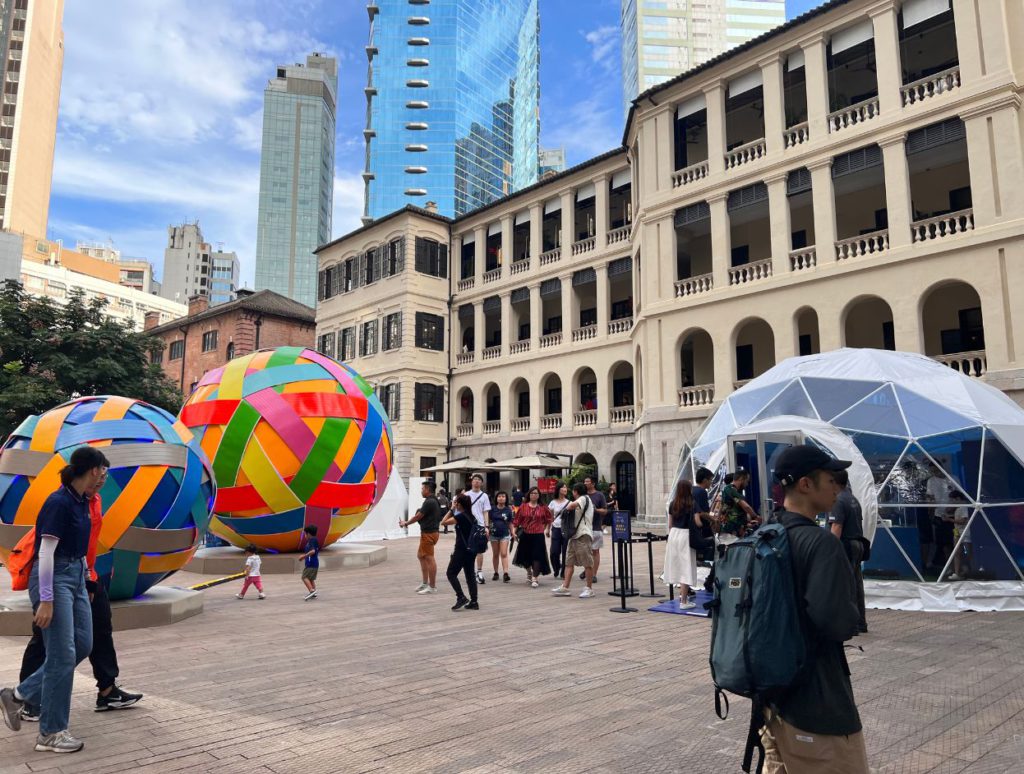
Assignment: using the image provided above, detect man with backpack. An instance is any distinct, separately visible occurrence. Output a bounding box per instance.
[709,446,866,773]
[551,483,595,598]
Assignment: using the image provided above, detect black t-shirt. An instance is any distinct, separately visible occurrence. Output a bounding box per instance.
[35,486,91,561]
[827,489,864,543]
[418,496,442,533]
[588,490,607,530]
[453,509,475,551]
[668,502,690,530]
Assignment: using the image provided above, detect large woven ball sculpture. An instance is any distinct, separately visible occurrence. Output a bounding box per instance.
[0,396,216,600]
[179,347,393,552]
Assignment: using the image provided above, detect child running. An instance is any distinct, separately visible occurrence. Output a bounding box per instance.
[236,545,265,600]
[301,525,320,600]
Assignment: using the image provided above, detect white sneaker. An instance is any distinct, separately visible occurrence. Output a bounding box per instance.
[579,588,595,598]
[947,573,962,581]
[257,593,266,600]
[235,593,244,599]
[551,586,571,596]
[414,582,428,592]
[531,580,539,588]
[417,586,437,594]
[679,601,697,610]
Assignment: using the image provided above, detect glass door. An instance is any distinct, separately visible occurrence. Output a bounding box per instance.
[727,432,804,520]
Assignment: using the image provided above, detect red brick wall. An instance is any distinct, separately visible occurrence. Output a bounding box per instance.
[153,311,315,393]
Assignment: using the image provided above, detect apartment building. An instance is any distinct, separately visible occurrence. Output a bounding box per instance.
[318,0,1024,525]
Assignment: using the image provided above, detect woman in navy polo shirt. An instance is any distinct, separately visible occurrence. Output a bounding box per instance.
[1,446,109,754]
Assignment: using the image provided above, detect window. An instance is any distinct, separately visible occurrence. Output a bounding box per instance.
[340,327,356,361]
[415,312,444,350]
[377,383,400,421]
[344,257,356,292]
[201,331,218,352]
[360,320,379,357]
[317,331,337,358]
[169,340,185,360]
[414,383,444,422]
[382,312,402,350]
[150,349,163,365]
[419,457,437,478]
[414,237,448,278]
[363,247,380,285]
[383,238,405,277]
[226,342,235,360]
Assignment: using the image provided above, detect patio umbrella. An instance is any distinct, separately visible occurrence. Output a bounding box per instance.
[420,458,492,473]
[488,453,574,470]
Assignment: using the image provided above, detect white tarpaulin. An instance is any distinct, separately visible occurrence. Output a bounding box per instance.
[341,469,412,542]
[866,580,1024,612]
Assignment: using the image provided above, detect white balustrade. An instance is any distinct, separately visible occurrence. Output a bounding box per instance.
[510,340,530,354]
[483,421,500,435]
[728,257,773,286]
[678,384,715,408]
[539,247,562,265]
[789,247,817,272]
[835,229,889,261]
[934,351,987,378]
[539,332,562,348]
[511,418,531,432]
[457,423,473,438]
[912,209,974,243]
[827,96,880,134]
[572,236,595,256]
[608,317,633,335]
[783,122,809,148]
[511,258,530,275]
[482,345,502,360]
[733,379,752,390]
[672,160,709,188]
[541,413,562,431]
[482,267,501,283]
[901,66,961,107]
[607,224,630,245]
[457,277,475,291]
[574,409,597,428]
[571,324,597,343]
[674,273,713,298]
[724,138,767,169]
[610,405,635,424]
[456,352,474,365]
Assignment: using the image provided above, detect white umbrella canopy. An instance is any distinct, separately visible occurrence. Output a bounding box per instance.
[421,458,493,473]
[488,453,574,470]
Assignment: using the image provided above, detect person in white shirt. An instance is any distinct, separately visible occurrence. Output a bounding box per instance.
[551,483,595,598]
[467,474,492,585]
[236,546,265,600]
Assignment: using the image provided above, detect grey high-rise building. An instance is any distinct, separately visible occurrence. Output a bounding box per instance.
[209,249,239,306]
[160,222,208,304]
[255,52,337,308]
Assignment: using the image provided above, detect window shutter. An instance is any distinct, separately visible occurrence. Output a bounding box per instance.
[458,303,473,320]
[330,266,341,296]
[608,256,632,277]
[510,287,529,304]
[415,237,428,273]
[395,311,402,348]
[727,182,768,211]
[674,201,711,228]
[482,295,501,313]
[787,167,812,195]
[439,243,448,278]
[433,314,444,350]
[573,268,597,286]
[906,118,965,155]
[396,237,406,274]
[317,270,326,301]
[540,278,561,297]
[354,253,364,288]
[832,145,882,178]
[374,246,383,281]
[414,383,424,420]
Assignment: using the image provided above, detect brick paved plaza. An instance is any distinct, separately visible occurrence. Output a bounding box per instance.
[2,535,1024,773]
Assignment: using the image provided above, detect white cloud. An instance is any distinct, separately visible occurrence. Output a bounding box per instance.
[331,172,365,240]
[583,24,620,75]
[542,95,622,163]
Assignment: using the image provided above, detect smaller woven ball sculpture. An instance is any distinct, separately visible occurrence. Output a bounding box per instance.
[0,396,215,600]
[179,347,394,552]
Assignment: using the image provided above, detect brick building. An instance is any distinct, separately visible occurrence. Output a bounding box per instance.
[145,289,315,393]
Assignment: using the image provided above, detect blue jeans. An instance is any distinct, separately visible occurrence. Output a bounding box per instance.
[17,558,93,735]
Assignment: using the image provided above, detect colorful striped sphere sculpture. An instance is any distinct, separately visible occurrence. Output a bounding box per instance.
[178,347,393,552]
[0,396,215,600]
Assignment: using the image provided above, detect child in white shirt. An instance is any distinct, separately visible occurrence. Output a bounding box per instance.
[236,545,266,599]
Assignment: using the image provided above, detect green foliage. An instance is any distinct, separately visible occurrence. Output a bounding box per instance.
[562,462,610,494]
[0,280,184,438]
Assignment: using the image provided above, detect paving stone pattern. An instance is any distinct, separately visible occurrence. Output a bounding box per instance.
[1,535,1023,773]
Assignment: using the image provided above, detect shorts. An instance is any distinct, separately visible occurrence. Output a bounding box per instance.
[591,530,604,550]
[489,535,510,543]
[301,566,319,581]
[566,535,594,568]
[418,531,440,559]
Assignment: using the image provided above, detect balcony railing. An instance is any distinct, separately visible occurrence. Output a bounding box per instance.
[539,332,562,348]
[457,277,475,291]
[672,160,709,188]
[510,340,530,355]
[541,413,562,431]
[734,379,753,390]
[784,122,809,149]
[725,138,766,169]
[511,418,531,432]
[482,345,502,360]
[511,258,530,275]
[609,317,633,335]
[574,409,597,428]
[827,96,880,134]
[572,236,595,256]
[835,229,889,261]
[901,66,961,107]
[571,324,597,343]
[674,273,713,298]
[483,267,501,283]
[456,352,474,365]
[483,421,500,435]
[789,247,817,272]
[457,423,473,438]
[678,384,715,408]
[610,405,635,424]
[608,224,631,244]
[729,257,773,286]
[911,209,974,243]
[539,247,561,265]
[933,350,986,378]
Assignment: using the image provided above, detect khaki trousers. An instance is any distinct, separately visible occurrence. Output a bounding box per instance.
[760,710,869,774]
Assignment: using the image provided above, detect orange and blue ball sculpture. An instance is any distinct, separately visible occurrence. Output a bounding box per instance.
[0,396,216,600]
[178,347,393,553]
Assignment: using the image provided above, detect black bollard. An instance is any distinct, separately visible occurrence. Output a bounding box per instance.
[609,538,637,613]
[640,532,664,598]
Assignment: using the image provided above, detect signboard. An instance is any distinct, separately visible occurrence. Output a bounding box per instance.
[537,476,557,495]
[611,510,631,541]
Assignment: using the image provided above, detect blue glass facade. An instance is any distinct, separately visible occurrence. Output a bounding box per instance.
[364,0,539,221]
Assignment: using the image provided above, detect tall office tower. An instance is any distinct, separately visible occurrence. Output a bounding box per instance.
[254,52,337,308]
[161,222,209,304]
[362,0,539,221]
[538,147,566,178]
[209,249,239,306]
[0,0,64,237]
[621,0,785,113]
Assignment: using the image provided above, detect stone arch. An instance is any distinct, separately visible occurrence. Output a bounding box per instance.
[793,306,820,356]
[456,386,474,425]
[842,295,894,350]
[482,382,501,423]
[731,317,776,384]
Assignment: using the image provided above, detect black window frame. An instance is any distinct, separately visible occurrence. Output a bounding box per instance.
[169,340,185,360]
[340,327,356,361]
[415,312,444,351]
[414,383,444,423]
[360,319,379,357]
[414,236,449,278]
[382,311,402,351]
[377,382,401,421]
[201,330,218,352]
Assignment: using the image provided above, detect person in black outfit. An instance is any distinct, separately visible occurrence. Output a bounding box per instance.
[828,469,869,634]
[762,446,867,773]
[441,493,479,611]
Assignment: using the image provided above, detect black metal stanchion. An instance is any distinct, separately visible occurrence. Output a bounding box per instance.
[609,538,637,613]
[640,532,665,599]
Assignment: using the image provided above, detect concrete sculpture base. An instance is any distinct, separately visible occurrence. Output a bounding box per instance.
[184,542,387,576]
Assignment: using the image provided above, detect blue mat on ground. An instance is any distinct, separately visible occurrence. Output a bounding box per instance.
[648,590,713,618]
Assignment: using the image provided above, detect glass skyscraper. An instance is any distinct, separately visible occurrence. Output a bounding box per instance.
[255,53,337,309]
[363,0,539,221]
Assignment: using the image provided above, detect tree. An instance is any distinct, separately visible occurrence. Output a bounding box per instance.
[0,280,184,438]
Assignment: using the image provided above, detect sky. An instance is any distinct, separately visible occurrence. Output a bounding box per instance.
[47,0,821,288]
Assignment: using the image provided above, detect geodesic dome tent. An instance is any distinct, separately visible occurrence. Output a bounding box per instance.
[674,349,1024,611]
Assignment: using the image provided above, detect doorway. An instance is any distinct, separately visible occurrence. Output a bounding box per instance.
[727,432,803,518]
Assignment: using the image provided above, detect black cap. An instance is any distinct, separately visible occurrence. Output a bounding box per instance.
[774,446,851,487]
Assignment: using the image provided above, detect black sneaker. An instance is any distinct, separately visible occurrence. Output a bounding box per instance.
[20,705,40,723]
[503,573,511,583]
[465,601,479,610]
[492,572,499,581]
[580,570,586,580]
[96,685,143,711]
[451,598,469,611]
[476,572,485,584]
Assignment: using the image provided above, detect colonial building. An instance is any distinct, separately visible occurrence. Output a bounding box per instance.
[318,0,1024,525]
